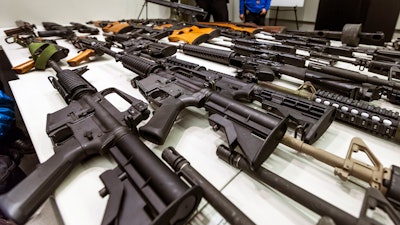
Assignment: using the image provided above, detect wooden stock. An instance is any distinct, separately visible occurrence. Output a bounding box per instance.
[12,59,35,74]
[102,21,132,34]
[198,22,262,35]
[153,23,174,30]
[67,49,96,66]
[168,26,211,45]
[190,26,220,38]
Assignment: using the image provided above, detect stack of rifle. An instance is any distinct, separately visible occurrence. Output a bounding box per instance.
[1,19,400,225]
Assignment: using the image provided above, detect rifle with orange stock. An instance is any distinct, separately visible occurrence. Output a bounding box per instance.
[10,40,69,74]
[127,21,220,45]
[8,21,100,73]
[197,21,286,35]
[66,34,177,67]
[67,24,218,67]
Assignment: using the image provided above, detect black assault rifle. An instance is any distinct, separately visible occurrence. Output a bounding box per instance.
[222,37,400,79]
[178,44,400,142]
[74,39,288,170]
[0,53,202,224]
[148,55,336,144]
[217,146,400,225]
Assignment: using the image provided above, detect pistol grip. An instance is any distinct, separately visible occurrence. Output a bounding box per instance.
[67,49,96,66]
[12,59,35,74]
[139,98,186,145]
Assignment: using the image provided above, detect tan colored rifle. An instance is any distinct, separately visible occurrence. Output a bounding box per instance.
[281,134,398,203]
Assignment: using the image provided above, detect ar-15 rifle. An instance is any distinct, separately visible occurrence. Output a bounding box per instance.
[77,39,288,170]
[254,32,400,64]
[226,37,400,79]
[178,44,400,142]
[122,43,400,216]
[0,50,202,224]
[151,56,336,144]
[159,56,400,210]
[285,23,385,47]
[180,44,400,104]
[103,27,170,47]
[134,63,288,171]
[217,146,400,225]
[277,135,400,209]
[144,56,400,207]
[201,21,287,34]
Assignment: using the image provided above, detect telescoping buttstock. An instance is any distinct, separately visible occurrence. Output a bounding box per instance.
[198,22,263,36]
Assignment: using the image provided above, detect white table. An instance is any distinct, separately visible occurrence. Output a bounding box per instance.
[1,25,400,225]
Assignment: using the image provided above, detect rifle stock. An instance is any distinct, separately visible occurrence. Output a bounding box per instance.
[168,26,212,45]
[67,48,96,66]
[11,59,35,74]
